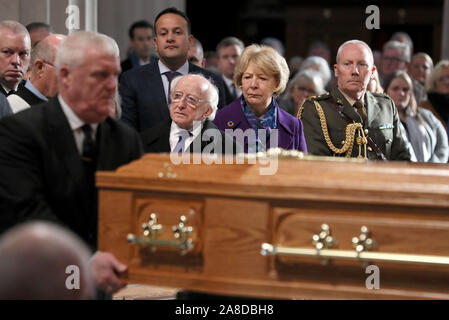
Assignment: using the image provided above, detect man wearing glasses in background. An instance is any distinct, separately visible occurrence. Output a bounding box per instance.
[140,73,237,154]
[8,34,65,113]
[379,40,411,85]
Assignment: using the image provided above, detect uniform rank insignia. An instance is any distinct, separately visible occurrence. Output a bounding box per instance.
[378,123,394,130]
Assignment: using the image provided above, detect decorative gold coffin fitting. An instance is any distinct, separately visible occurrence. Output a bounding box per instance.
[261,225,449,267]
[127,214,194,255]
[260,244,449,266]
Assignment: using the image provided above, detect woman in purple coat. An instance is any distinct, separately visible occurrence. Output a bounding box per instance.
[213,44,307,153]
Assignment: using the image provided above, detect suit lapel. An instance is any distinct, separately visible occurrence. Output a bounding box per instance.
[96,120,112,169]
[365,92,380,128]
[275,108,294,149]
[148,61,170,120]
[45,98,87,193]
[143,120,171,152]
[225,102,251,131]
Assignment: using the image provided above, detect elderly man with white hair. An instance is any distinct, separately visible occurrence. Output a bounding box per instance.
[299,39,410,160]
[0,31,143,296]
[140,73,237,154]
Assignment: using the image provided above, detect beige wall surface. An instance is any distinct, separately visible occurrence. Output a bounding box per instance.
[0,0,185,60]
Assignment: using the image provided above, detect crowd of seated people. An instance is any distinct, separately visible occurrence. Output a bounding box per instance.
[0,6,449,300]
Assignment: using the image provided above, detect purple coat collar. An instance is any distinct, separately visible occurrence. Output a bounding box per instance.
[213,98,302,151]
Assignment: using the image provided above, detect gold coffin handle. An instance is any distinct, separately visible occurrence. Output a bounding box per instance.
[127,214,194,255]
[127,233,193,253]
[260,243,449,267]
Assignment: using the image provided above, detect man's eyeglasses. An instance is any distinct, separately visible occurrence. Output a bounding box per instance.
[171,91,209,108]
[438,75,449,83]
[382,56,406,64]
[294,86,316,95]
[43,60,55,67]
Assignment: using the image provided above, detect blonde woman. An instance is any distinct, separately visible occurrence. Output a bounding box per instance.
[213,44,307,153]
[385,70,448,162]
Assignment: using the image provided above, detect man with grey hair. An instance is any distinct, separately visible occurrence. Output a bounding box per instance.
[380,40,411,84]
[299,39,410,160]
[0,31,143,295]
[261,37,285,57]
[391,31,414,56]
[216,36,245,104]
[141,73,236,154]
[0,221,95,299]
[0,20,31,97]
[8,34,66,113]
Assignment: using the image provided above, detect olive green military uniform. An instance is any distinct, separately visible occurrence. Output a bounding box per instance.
[299,87,411,160]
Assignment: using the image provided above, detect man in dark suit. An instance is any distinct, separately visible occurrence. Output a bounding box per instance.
[141,73,237,155]
[0,31,143,295]
[0,21,31,97]
[120,20,155,75]
[8,34,65,113]
[216,37,245,105]
[119,7,227,132]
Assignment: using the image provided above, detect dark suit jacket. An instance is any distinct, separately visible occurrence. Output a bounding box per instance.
[300,87,411,160]
[140,119,239,155]
[119,59,227,132]
[213,98,308,153]
[0,97,143,248]
[223,80,237,106]
[13,81,46,106]
[0,93,12,119]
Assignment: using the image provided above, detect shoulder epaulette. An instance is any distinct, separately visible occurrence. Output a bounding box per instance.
[307,92,330,101]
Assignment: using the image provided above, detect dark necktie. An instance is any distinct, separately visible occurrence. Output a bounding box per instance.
[81,124,96,163]
[81,124,98,245]
[353,100,367,123]
[6,90,16,96]
[164,71,181,105]
[230,83,237,100]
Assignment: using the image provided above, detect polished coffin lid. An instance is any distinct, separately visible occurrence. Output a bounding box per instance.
[96,153,449,207]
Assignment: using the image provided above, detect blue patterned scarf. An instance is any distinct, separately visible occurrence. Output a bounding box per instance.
[241,97,278,152]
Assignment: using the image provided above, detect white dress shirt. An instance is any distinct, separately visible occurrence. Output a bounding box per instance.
[58,95,98,155]
[158,60,189,106]
[169,120,203,152]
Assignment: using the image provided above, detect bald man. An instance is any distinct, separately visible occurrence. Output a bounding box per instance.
[8,34,65,113]
[299,39,410,160]
[0,221,95,299]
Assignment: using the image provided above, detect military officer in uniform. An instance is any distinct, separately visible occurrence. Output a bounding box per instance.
[298,40,410,161]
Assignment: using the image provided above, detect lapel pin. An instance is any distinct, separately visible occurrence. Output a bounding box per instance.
[336,98,343,105]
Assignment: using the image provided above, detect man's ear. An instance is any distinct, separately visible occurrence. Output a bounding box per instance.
[34,59,44,75]
[187,34,194,49]
[370,65,376,79]
[333,63,339,77]
[203,105,213,118]
[153,36,158,52]
[58,65,71,87]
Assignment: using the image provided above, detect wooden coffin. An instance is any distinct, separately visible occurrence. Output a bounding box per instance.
[97,153,449,299]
